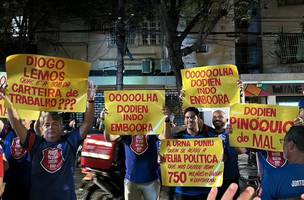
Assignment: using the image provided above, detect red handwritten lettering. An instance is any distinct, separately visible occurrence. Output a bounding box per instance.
[10,94,57,107]
[12,83,62,97]
[252,134,276,150]
[197,87,216,95]
[244,107,277,117]
[108,93,158,102]
[23,67,65,81]
[191,78,221,87]
[185,68,233,79]
[123,114,144,120]
[190,94,229,105]
[26,56,65,70]
[110,123,153,132]
[230,117,293,133]
[117,105,148,113]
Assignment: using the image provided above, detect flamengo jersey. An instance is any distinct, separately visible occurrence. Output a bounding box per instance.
[23,130,82,200]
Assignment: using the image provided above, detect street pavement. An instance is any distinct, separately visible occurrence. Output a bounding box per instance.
[75,154,258,200]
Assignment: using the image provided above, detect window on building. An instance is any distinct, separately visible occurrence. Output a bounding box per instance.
[278,0,304,6]
[140,20,160,46]
[106,32,136,48]
[106,19,160,47]
[11,16,28,37]
[142,22,149,45]
[278,33,304,64]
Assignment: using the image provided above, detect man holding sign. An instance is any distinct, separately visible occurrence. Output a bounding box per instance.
[207,110,246,199]
[103,90,165,200]
[162,107,218,200]
[2,82,95,200]
[103,108,160,200]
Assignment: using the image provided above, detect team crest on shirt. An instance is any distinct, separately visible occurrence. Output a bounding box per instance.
[130,135,148,155]
[266,151,287,168]
[11,137,27,159]
[40,147,64,173]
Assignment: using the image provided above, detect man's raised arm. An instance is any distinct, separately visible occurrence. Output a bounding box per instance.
[79,81,96,139]
[4,95,28,144]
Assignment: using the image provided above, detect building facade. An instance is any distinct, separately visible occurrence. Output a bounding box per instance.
[241,0,304,106]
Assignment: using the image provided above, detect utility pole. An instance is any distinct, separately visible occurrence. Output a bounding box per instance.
[115,0,125,90]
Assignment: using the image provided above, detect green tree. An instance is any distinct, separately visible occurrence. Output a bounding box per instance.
[152,0,257,91]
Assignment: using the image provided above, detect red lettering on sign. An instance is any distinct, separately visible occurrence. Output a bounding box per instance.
[190,94,229,105]
[26,56,65,70]
[11,83,62,97]
[252,134,276,150]
[244,107,277,117]
[108,93,158,102]
[10,93,57,107]
[110,123,153,132]
[123,114,144,121]
[197,87,216,95]
[230,117,293,134]
[185,68,233,79]
[168,171,187,184]
[23,67,65,81]
[117,105,148,113]
[191,78,221,87]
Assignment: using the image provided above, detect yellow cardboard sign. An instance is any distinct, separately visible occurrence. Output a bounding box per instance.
[160,138,224,187]
[229,103,299,152]
[0,72,39,120]
[6,54,90,112]
[181,65,240,108]
[104,90,165,135]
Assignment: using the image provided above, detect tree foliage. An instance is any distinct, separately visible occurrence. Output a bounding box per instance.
[0,0,257,89]
[150,0,258,90]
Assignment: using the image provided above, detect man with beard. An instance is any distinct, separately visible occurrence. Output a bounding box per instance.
[208,110,245,200]
[162,107,213,200]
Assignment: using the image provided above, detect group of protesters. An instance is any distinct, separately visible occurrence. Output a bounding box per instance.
[0,79,303,200]
[101,90,304,200]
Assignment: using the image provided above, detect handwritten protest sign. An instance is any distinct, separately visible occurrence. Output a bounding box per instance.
[229,103,299,152]
[0,72,39,120]
[181,65,240,108]
[6,54,90,112]
[104,90,165,135]
[160,138,224,187]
